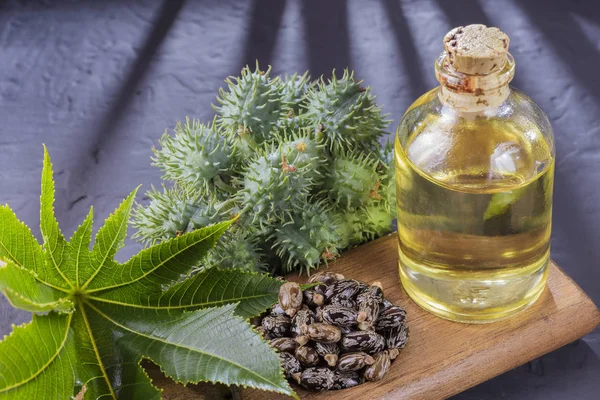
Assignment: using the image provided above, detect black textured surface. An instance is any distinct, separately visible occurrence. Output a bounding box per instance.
[0,0,598,398]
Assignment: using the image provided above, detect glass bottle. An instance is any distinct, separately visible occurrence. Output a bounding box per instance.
[394,25,554,323]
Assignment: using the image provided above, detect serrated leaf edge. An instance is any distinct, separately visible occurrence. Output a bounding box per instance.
[0,313,73,394]
[86,220,232,293]
[86,301,297,398]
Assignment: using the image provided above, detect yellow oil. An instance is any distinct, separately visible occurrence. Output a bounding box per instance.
[395,106,554,323]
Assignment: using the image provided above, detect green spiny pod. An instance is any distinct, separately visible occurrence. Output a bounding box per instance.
[152,117,237,193]
[279,71,311,112]
[360,203,394,241]
[303,69,389,152]
[272,110,313,140]
[379,140,397,217]
[214,63,283,147]
[132,185,221,245]
[277,131,326,184]
[325,150,382,209]
[203,230,267,272]
[271,201,342,274]
[237,149,313,227]
[331,208,366,249]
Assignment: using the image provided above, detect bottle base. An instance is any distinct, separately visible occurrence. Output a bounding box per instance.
[398,245,549,324]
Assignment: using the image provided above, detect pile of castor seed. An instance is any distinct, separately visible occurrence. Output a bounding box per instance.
[253,272,409,392]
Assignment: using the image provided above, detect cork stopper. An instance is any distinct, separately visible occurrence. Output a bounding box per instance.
[444,24,509,75]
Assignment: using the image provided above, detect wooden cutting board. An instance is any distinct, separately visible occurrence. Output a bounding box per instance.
[155,234,600,400]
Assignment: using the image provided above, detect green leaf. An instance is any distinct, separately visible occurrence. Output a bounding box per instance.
[0,206,67,292]
[64,207,94,287]
[88,303,294,396]
[0,260,73,313]
[84,220,233,293]
[0,148,296,399]
[0,314,74,399]
[40,145,71,288]
[85,189,139,287]
[91,268,283,319]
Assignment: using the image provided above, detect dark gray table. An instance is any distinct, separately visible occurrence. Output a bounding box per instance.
[0,0,598,398]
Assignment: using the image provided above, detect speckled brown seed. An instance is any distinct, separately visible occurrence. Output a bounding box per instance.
[336,352,375,372]
[279,352,302,378]
[375,305,406,330]
[300,367,335,391]
[308,271,345,285]
[291,306,316,336]
[261,315,291,338]
[303,289,325,307]
[329,279,362,302]
[295,345,320,367]
[269,337,299,353]
[331,370,362,390]
[304,322,342,343]
[319,305,359,328]
[385,323,409,349]
[363,351,391,382]
[340,330,385,352]
[314,342,339,366]
[278,282,303,317]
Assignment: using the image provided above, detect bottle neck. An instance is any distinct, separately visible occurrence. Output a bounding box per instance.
[435,51,515,113]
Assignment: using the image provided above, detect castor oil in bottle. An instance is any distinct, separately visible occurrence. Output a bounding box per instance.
[395,25,554,323]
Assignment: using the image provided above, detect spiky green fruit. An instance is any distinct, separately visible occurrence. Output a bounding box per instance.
[214,64,283,148]
[272,110,312,139]
[304,69,389,152]
[331,208,366,249]
[325,151,382,209]
[379,141,397,217]
[152,118,237,193]
[203,230,267,272]
[279,71,311,112]
[132,185,223,245]
[237,149,313,227]
[272,202,341,274]
[360,203,394,240]
[277,131,326,184]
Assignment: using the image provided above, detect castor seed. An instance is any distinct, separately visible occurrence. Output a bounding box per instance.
[303,322,342,343]
[364,351,391,382]
[295,345,320,367]
[308,271,345,285]
[329,279,362,302]
[337,352,375,372]
[340,330,385,352]
[261,315,291,338]
[269,337,299,353]
[314,342,339,366]
[357,296,381,331]
[329,297,357,309]
[375,305,406,330]
[331,370,362,390]
[368,332,387,354]
[357,282,384,304]
[279,352,301,378]
[295,335,310,346]
[300,367,334,391]
[385,323,409,349]
[278,282,303,317]
[270,302,286,316]
[291,306,316,336]
[303,289,324,307]
[319,305,359,328]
